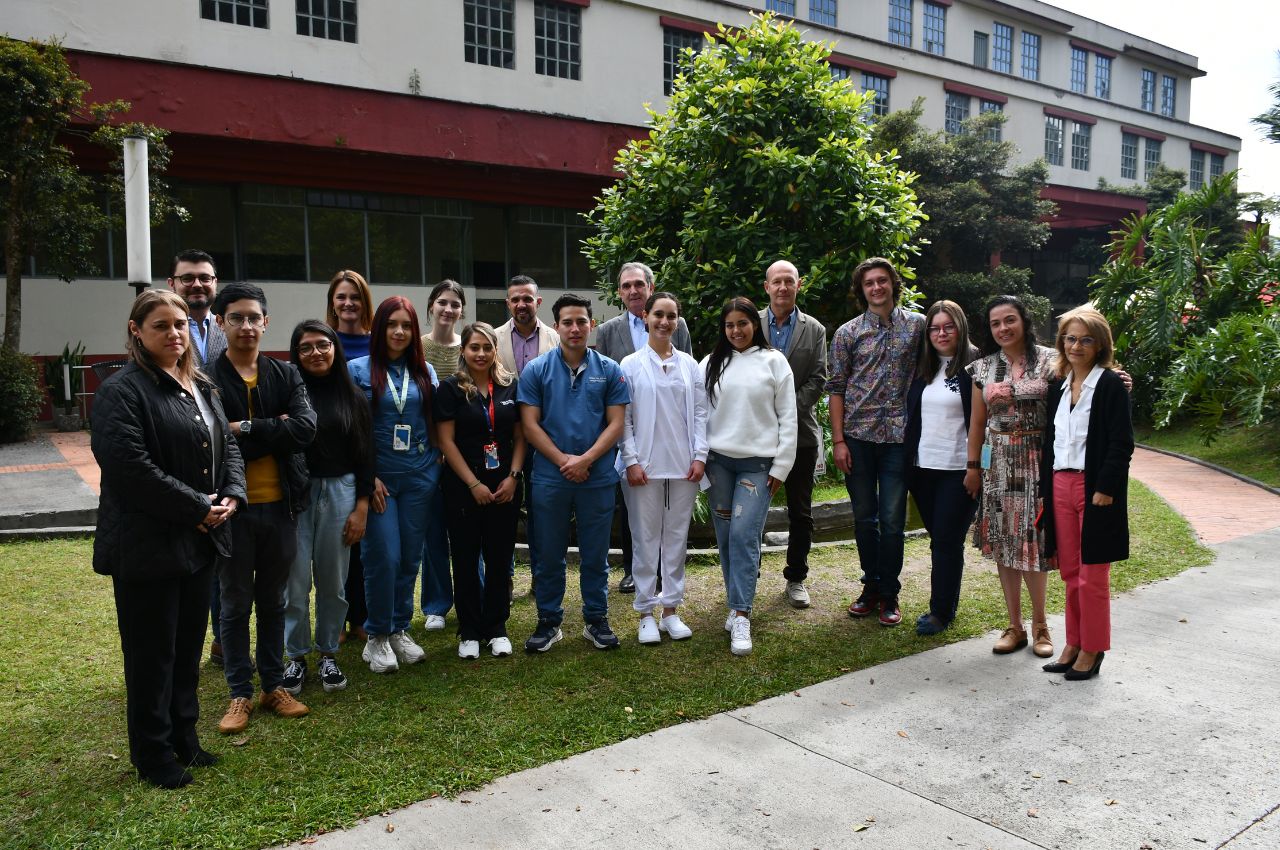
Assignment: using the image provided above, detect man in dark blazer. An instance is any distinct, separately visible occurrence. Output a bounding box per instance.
[593,261,692,592]
[760,260,828,609]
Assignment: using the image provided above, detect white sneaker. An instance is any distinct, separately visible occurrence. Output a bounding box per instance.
[637,616,661,645]
[388,630,425,665]
[489,637,513,657]
[424,614,446,631]
[457,640,480,659]
[362,635,398,674]
[729,616,753,656]
[785,581,811,609]
[725,611,738,632]
[659,613,693,640]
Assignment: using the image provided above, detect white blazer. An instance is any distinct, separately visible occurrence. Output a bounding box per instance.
[616,346,709,476]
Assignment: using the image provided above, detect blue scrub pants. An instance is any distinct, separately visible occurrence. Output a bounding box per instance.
[419,469,454,617]
[530,481,614,627]
[362,461,438,636]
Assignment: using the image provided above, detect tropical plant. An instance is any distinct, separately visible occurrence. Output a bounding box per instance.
[42,341,85,415]
[0,346,43,442]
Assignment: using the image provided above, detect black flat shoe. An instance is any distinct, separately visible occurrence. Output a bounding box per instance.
[1042,655,1079,673]
[1063,651,1105,681]
[176,746,220,768]
[619,572,636,594]
[139,761,193,790]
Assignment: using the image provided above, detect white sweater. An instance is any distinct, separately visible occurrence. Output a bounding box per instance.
[701,346,798,481]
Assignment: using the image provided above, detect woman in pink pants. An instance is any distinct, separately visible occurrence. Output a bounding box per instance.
[1038,307,1133,681]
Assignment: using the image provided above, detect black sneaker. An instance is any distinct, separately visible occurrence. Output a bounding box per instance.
[282,658,306,695]
[318,656,347,692]
[524,622,563,654]
[582,620,621,650]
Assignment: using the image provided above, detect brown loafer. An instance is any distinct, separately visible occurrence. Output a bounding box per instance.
[217,697,253,734]
[1031,623,1054,658]
[992,626,1028,654]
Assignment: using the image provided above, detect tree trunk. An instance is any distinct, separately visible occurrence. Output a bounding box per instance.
[4,201,23,353]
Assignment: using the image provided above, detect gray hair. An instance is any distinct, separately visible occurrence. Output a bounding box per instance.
[618,261,654,287]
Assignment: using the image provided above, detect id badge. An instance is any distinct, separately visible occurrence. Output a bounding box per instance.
[980,444,992,470]
[483,441,500,470]
[392,423,412,452]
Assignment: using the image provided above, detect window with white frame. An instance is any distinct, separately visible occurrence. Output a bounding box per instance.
[1069,47,1087,94]
[862,72,891,118]
[296,0,357,43]
[1021,32,1040,81]
[923,2,946,55]
[810,0,837,27]
[1161,75,1177,117]
[1140,69,1156,111]
[766,0,796,14]
[663,27,703,96]
[980,99,1003,142]
[1120,133,1138,179]
[888,0,912,47]
[1144,138,1162,180]
[1044,115,1065,166]
[535,1,580,80]
[1070,122,1091,171]
[1189,149,1205,191]
[991,22,1012,73]
[945,93,970,136]
[465,0,515,69]
[201,0,267,28]
[1209,153,1225,180]
[1094,55,1111,100]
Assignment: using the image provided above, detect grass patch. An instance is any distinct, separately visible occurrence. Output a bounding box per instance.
[1137,419,1280,489]
[0,481,1209,850]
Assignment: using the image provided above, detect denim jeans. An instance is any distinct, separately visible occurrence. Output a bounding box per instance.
[907,467,977,624]
[844,439,908,599]
[706,452,773,614]
[530,481,615,627]
[285,474,355,658]
[362,460,438,636]
[420,467,454,617]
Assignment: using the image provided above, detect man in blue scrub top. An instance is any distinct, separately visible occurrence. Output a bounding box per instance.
[518,293,630,653]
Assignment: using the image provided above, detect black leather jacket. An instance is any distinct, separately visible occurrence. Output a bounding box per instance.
[92,362,247,581]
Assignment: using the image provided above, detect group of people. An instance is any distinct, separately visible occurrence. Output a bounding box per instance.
[91,249,1132,791]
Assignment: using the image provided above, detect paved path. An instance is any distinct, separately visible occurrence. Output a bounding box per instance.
[0,428,97,534]
[291,450,1280,850]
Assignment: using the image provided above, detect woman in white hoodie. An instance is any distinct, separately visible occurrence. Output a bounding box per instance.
[618,292,709,646]
[701,297,798,655]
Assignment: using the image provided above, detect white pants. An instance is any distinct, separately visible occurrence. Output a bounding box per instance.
[622,477,698,613]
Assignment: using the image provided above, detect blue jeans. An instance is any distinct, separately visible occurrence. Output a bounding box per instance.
[362,461,438,636]
[530,481,614,627]
[285,475,355,658]
[844,439,908,599]
[706,453,773,614]
[419,469,453,617]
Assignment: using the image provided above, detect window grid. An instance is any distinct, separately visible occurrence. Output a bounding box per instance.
[980,99,1003,142]
[1161,75,1177,117]
[663,27,703,96]
[829,64,852,81]
[922,3,946,56]
[1069,47,1087,94]
[765,0,796,14]
[888,0,912,47]
[945,93,970,136]
[1094,55,1111,100]
[1189,150,1205,191]
[201,0,267,28]
[1021,32,1040,81]
[1141,69,1156,111]
[862,72,890,117]
[1070,122,1091,171]
[465,0,515,69]
[1120,133,1138,180]
[991,22,1012,73]
[1144,138,1162,181]
[809,0,837,27]
[973,32,988,68]
[534,1,580,80]
[1209,153,1225,180]
[296,0,357,43]
[1044,115,1065,166]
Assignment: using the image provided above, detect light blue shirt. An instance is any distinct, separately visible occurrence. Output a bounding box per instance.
[187,315,211,362]
[348,356,439,476]
[628,311,648,354]
[767,307,798,354]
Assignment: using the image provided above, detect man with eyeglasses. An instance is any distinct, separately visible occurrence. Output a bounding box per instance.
[166,249,226,368]
[210,283,317,734]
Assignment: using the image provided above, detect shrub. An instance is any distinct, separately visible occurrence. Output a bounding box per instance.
[0,347,44,443]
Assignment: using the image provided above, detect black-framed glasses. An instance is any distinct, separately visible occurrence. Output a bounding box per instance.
[297,340,334,356]
[174,273,216,284]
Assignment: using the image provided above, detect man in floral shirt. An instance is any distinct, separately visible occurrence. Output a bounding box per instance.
[825,258,925,627]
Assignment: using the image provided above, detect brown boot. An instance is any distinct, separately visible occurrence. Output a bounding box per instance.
[218,697,253,734]
[259,688,310,719]
[1031,623,1054,658]
[992,626,1028,654]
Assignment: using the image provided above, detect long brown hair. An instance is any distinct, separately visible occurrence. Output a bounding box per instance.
[916,300,978,380]
[325,270,373,333]
[454,322,514,400]
[126,289,203,387]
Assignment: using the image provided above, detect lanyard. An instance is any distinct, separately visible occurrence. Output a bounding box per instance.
[483,381,496,435]
[387,366,411,415]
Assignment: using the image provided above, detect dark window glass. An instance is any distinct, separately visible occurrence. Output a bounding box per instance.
[201,0,268,29]
[465,0,515,69]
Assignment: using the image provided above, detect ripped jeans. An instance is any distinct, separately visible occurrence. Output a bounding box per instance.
[706,452,773,614]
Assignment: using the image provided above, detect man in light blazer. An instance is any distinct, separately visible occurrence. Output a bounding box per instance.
[593,261,692,593]
[496,275,560,376]
[760,260,828,609]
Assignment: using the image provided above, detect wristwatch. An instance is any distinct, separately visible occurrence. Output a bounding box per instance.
[509,469,523,480]
[239,420,253,434]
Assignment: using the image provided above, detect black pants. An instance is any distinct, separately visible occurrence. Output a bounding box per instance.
[782,444,820,582]
[220,501,296,699]
[113,560,213,773]
[614,483,633,575]
[445,472,521,641]
[344,545,367,632]
[907,467,978,624]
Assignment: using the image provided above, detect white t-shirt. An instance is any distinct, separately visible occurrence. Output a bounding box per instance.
[916,358,968,471]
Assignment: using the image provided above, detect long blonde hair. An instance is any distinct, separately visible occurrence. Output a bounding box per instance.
[1053,306,1117,379]
[454,322,513,400]
[126,289,203,386]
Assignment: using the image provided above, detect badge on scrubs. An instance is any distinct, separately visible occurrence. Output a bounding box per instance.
[392,423,412,452]
[483,441,500,470]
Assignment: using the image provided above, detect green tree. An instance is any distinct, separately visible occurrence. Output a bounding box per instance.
[1253,57,1280,144]
[1,37,179,352]
[583,14,923,351]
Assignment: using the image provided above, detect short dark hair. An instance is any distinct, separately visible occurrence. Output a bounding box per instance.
[552,293,593,323]
[170,249,216,278]
[850,257,903,311]
[509,274,538,291]
[212,282,268,316]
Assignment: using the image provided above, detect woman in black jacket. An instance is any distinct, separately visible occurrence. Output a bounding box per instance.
[1039,307,1133,681]
[904,300,980,636]
[92,289,246,789]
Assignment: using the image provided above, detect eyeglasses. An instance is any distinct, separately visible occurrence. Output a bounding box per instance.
[928,323,957,336]
[225,313,266,329]
[174,273,216,284]
[297,340,334,356]
[1063,334,1097,348]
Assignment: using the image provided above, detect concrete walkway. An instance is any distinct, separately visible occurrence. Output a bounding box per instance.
[0,427,97,537]
[293,450,1280,850]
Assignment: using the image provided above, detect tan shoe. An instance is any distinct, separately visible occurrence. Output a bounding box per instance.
[992,626,1028,654]
[1031,623,1054,658]
[218,697,253,734]
[259,688,310,719]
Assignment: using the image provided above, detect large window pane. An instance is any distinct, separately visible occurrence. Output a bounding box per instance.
[566,224,593,290]
[368,212,422,284]
[307,207,365,283]
[515,222,564,289]
[243,204,306,281]
[152,184,238,280]
[425,217,466,285]
[471,205,507,288]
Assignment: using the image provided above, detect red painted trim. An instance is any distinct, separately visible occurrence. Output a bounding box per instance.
[828,54,898,78]
[1121,125,1167,142]
[659,15,719,36]
[557,0,591,7]
[943,81,1007,104]
[1040,184,1147,229]
[1190,141,1230,157]
[1069,38,1117,59]
[1043,106,1096,125]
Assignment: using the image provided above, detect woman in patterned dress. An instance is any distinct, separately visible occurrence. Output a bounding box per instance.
[963,295,1056,659]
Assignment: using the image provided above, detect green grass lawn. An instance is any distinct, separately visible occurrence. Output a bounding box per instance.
[0,481,1209,850]
[1137,419,1280,489]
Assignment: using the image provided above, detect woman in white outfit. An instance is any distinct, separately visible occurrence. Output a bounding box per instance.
[618,292,709,645]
